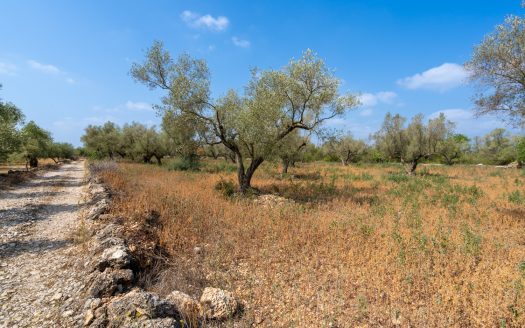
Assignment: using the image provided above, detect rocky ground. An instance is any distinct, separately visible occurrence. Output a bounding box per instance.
[0,161,89,327]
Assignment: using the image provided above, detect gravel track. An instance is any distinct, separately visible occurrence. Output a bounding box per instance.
[0,161,88,327]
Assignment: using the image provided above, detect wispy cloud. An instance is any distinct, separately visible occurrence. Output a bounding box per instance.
[0,62,17,76]
[428,108,505,136]
[359,91,398,107]
[27,59,61,74]
[27,59,77,84]
[397,63,468,91]
[181,10,229,31]
[357,91,398,117]
[93,101,153,113]
[232,37,250,48]
[125,101,153,111]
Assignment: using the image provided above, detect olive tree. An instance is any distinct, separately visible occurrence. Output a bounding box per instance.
[276,130,309,174]
[134,125,167,165]
[161,111,203,164]
[0,85,24,162]
[374,113,450,174]
[18,121,52,169]
[326,134,367,166]
[438,134,470,165]
[131,42,358,192]
[81,122,121,159]
[48,142,76,163]
[466,15,525,127]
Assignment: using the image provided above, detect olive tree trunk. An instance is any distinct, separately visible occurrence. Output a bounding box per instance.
[236,154,264,193]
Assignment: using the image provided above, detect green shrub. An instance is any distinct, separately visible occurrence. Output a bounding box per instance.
[508,190,524,204]
[203,161,237,173]
[214,178,236,197]
[168,157,201,171]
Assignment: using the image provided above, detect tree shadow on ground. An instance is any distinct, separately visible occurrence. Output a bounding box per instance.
[0,202,80,228]
[0,238,72,260]
[260,182,379,205]
[0,190,62,200]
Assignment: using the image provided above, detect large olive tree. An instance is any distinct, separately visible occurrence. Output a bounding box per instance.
[131,42,358,192]
[466,15,525,127]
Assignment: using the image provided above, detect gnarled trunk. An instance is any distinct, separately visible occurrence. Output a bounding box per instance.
[282,159,290,174]
[237,154,264,193]
[404,160,418,175]
[153,154,162,165]
[29,157,38,168]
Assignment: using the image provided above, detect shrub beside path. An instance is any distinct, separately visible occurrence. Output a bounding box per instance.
[0,161,88,327]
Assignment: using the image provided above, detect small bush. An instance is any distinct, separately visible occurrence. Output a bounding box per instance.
[214,178,236,197]
[168,157,201,171]
[508,190,524,204]
[202,161,237,173]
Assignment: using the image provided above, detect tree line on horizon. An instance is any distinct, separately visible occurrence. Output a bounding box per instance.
[80,114,525,172]
[0,84,77,170]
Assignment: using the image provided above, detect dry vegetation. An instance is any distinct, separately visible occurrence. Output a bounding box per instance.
[98,159,525,327]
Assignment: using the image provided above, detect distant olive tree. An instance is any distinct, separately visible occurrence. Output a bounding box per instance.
[81,122,121,159]
[438,134,470,165]
[276,130,309,174]
[48,142,76,163]
[478,128,516,165]
[374,113,450,174]
[131,42,358,192]
[326,134,367,166]
[466,15,525,127]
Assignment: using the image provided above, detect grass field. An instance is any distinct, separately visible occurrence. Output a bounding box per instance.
[99,159,525,327]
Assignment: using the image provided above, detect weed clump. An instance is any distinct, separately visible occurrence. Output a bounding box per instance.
[214,178,236,198]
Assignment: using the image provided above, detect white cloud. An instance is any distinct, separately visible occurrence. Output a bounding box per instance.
[358,91,398,107]
[0,62,17,75]
[93,101,153,113]
[125,101,153,111]
[27,59,61,74]
[429,108,503,136]
[397,63,468,91]
[181,10,229,31]
[232,37,250,48]
[27,59,76,84]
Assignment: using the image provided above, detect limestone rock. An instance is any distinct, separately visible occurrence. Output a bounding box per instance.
[166,291,201,320]
[91,289,180,327]
[86,198,110,220]
[199,287,238,320]
[87,268,134,298]
[95,245,130,271]
[92,237,126,255]
[95,223,124,241]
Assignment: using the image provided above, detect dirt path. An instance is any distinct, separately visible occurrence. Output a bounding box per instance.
[0,161,88,327]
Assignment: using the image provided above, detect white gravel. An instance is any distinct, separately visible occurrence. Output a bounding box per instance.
[0,161,89,327]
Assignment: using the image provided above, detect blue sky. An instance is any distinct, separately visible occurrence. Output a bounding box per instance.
[0,0,524,146]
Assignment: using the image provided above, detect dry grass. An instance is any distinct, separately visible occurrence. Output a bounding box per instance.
[99,160,525,327]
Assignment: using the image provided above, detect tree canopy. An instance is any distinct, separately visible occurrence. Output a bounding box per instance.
[466,15,525,127]
[131,42,358,192]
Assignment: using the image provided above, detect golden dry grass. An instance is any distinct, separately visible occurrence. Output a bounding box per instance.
[100,160,525,327]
